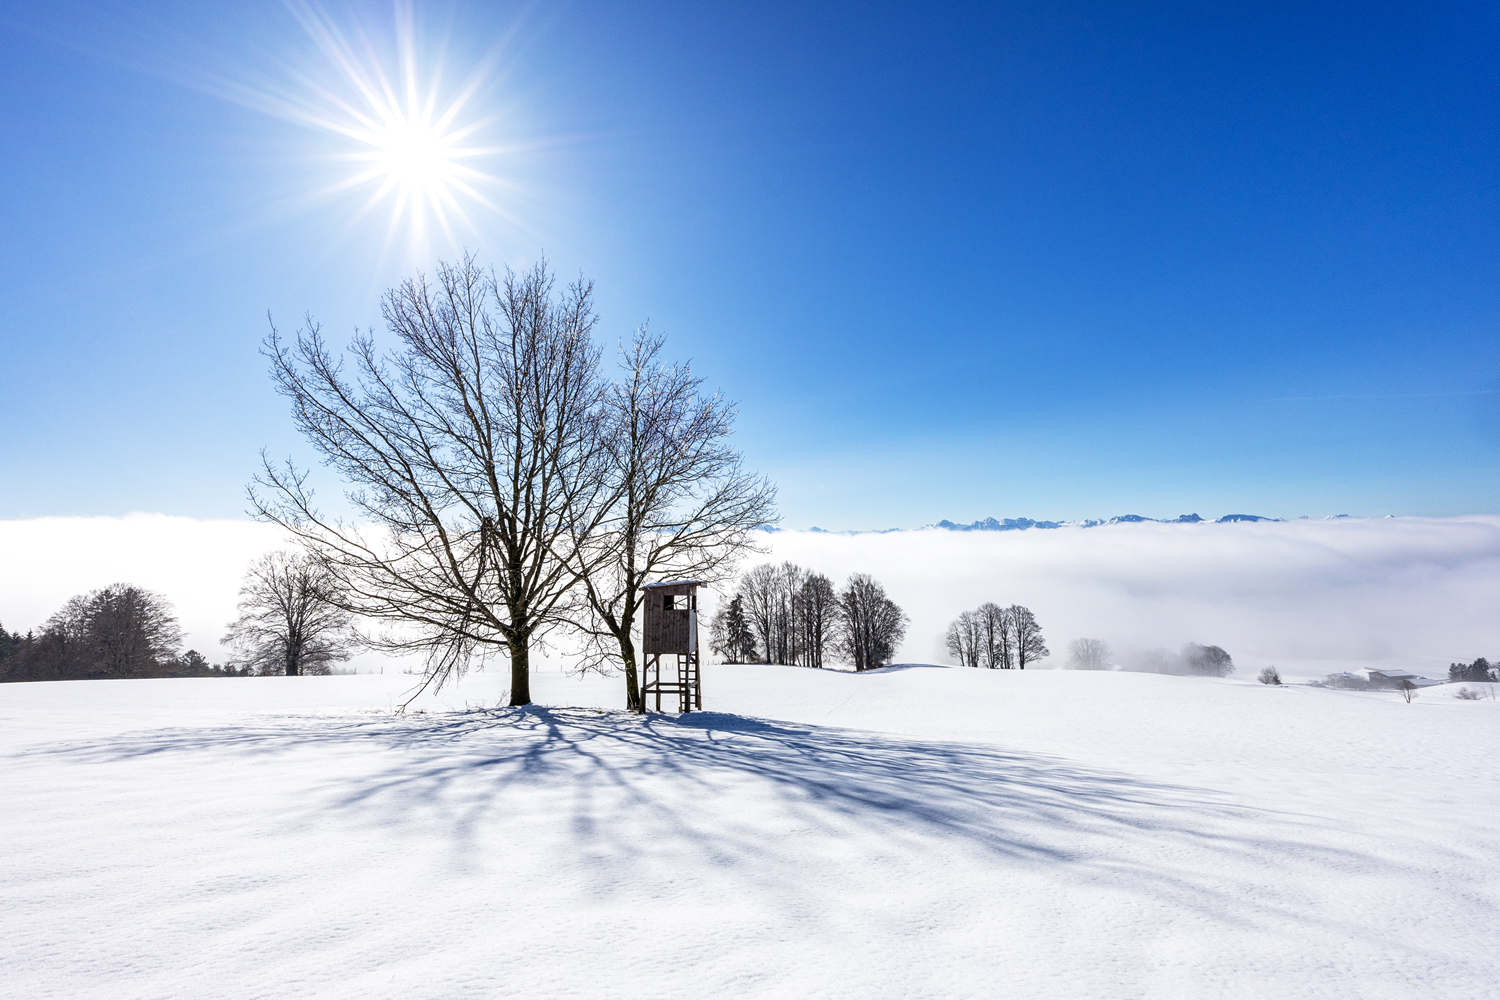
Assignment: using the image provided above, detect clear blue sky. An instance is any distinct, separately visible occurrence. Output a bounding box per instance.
[2,1,1496,529]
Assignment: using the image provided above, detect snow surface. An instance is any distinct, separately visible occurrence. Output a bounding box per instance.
[4,665,1498,999]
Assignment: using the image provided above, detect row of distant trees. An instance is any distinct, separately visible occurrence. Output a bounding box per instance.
[1061,640,1235,676]
[0,585,199,682]
[944,604,1049,669]
[710,562,909,671]
[940,614,1237,676]
[1449,658,1496,683]
[1133,643,1235,677]
[0,551,357,683]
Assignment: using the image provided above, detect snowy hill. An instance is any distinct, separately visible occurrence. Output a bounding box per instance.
[5,666,1498,999]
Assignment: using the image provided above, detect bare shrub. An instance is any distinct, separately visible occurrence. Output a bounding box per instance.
[1257,666,1281,686]
[1455,687,1482,701]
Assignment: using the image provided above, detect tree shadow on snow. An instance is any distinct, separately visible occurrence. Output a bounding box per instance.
[24,705,1403,937]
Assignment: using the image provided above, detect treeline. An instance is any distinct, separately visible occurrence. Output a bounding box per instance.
[1064,640,1236,676]
[1067,641,1235,677]
[1126,643,1235,677]
[941,608,1238,677]
[1449,658,1496,683]
[944,604,1049,669]
[1,551,359,684]
[709,562,908,671]
[0,584,231,683]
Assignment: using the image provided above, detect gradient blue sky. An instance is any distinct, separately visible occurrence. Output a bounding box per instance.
[2,1,1497,529]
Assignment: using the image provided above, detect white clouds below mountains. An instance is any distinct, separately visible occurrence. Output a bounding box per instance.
[740,517,1500,678]
[4,514,1497,679]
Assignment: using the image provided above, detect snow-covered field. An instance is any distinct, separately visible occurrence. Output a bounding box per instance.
[4,665,1497,999]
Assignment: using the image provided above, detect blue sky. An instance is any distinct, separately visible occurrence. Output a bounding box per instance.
[2,0,1497,529]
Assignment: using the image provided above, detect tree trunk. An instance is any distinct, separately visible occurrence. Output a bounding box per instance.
[509,637,531,706]
[620,634,643,714]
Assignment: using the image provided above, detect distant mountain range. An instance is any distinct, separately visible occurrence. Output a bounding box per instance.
[932,513,1286,530]
[804,513,1358,533]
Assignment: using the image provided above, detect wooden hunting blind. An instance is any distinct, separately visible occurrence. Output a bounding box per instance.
[641,580,703,713]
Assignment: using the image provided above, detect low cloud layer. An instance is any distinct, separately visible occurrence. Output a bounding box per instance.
[757,517,1500,678]
[2,515,290,662]
[4,515,1498,679]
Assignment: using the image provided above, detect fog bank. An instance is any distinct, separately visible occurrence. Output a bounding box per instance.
[756,517,1500,679]
[2,515,291,664]
[4,514,1498,679]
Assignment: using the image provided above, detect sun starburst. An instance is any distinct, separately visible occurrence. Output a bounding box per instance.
[223,1,522,260]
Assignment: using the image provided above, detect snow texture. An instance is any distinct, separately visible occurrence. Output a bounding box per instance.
[4,665,1498,999]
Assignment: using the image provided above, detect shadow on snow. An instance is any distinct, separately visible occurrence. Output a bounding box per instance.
[22,704,1404,940]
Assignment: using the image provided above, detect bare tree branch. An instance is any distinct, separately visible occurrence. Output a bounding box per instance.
[569,326,777,711]
[250,255,614,706]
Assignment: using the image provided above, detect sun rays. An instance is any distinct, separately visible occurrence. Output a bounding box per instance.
[296,2,504,246]
[222,0,527,262]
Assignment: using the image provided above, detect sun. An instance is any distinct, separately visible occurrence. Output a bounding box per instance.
[254,1,514,255]
[338,80,497,240]
[375,119,454,189]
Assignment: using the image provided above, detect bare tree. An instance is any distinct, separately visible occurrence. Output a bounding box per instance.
[837,574,908,671]
[944,617,966,666]
[1067,637,1110,670]
[1008,605,1048,670]
[734,561,814,665]
[570,328,776,711]
[1182,642,1234,677]
[796,572,838,668]
[945,610,981,667]
[772,562,807,666]
[977,602,1012,669]
[730,562,874,670]
[222,551,355,676]
[251,256,615,706]
[737,563,779,663]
